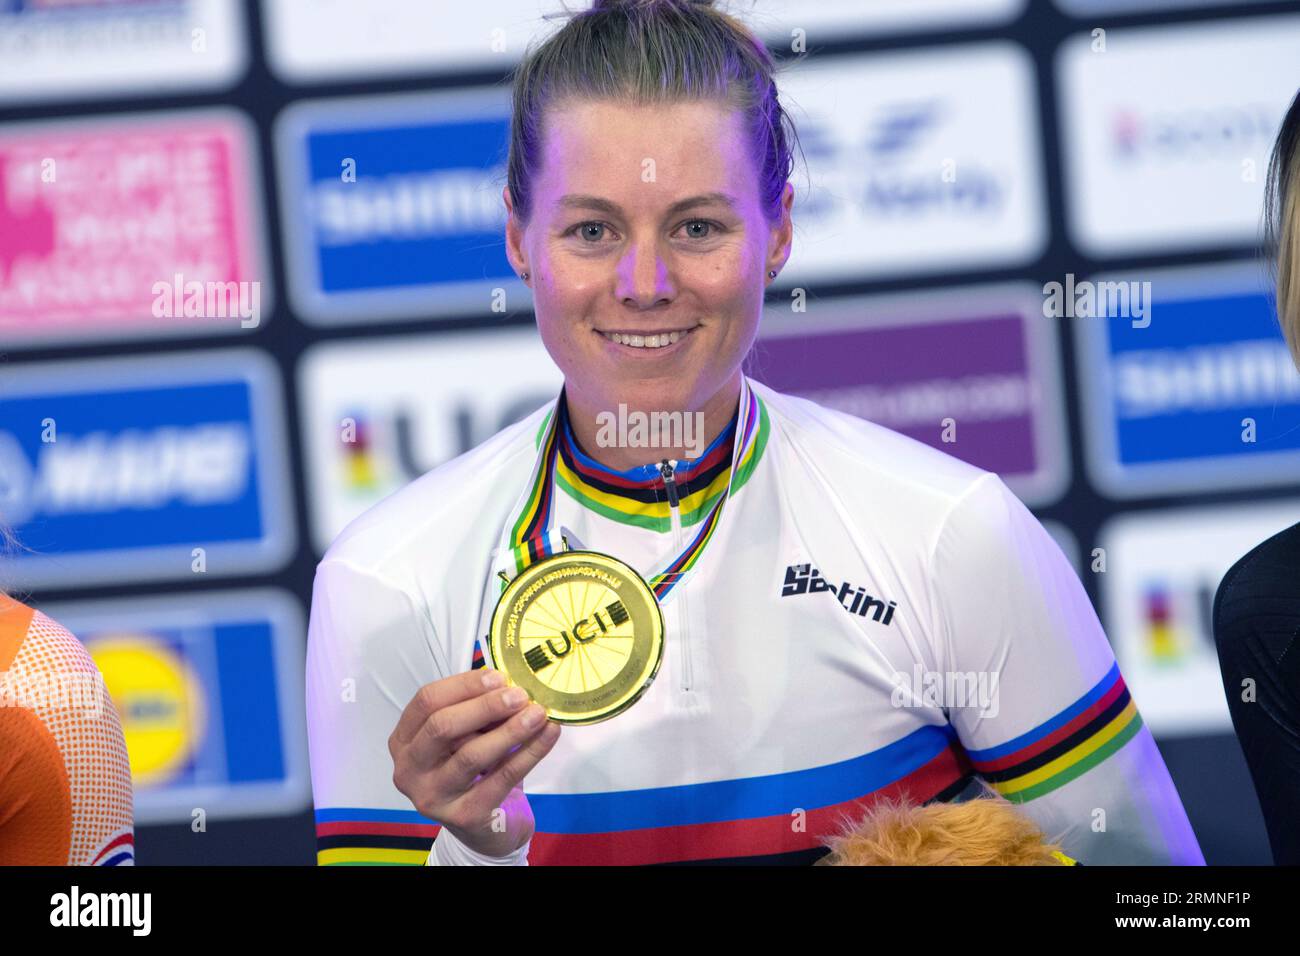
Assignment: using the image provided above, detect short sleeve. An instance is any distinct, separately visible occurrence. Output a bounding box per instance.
[928,473,1204,865]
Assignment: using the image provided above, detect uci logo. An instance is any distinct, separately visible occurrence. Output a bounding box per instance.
[525,599,630,673]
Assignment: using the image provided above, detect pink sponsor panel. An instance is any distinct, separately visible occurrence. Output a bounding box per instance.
[0,109,266,346]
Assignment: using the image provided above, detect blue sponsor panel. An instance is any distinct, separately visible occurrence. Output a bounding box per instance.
[0,349,295,588]
[1075,263,1300,497]
[41,589,309,823]
[275,89,522,325]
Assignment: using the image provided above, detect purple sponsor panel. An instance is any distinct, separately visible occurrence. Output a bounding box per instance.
[754,287,1068,505]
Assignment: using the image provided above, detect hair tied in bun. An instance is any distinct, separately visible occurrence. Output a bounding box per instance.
[593,0,715,9]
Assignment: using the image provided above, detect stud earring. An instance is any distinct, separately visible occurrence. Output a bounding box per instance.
[522,272,529,280]
[768,270,777,278]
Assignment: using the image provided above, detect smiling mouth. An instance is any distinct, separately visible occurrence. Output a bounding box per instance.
[598,327,697,349]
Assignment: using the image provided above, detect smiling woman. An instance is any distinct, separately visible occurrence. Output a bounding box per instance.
[304,0,1205,868]
[502,0,799,470]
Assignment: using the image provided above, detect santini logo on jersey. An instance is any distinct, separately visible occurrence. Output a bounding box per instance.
[780,564,897,626]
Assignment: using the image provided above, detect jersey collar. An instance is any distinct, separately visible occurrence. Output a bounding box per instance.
[533,375,770,533]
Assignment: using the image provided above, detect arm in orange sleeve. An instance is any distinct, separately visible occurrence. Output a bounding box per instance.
[0,593,134,865]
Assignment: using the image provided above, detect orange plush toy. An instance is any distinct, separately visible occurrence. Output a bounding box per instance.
[816,781,1081,866]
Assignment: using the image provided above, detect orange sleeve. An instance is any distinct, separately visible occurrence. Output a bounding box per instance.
[0,593,134,865]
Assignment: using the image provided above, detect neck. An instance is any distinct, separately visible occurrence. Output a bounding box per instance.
[563,373,744,471]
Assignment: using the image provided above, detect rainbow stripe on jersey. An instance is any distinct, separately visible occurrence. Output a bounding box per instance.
[314,723,973,866]
[965,662,1143,802]
[505,382,768,599]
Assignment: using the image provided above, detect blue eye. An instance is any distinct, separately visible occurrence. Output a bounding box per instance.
[564,219,722,242]
[571,222,607,242]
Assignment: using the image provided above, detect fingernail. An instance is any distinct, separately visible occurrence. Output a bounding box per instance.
[521,703,545,728]
[503,686,528,707]
[482,670,505,690]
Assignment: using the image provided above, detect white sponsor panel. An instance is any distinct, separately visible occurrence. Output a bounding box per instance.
[263,0,1026,83]
[1098,499,1300,737]
[1057,15,1300,257]
[0,0,246,104]
[744,0,1025,41]
[1056,0,1289,14]
[778,44,1047,284]
[263,0,542,83]
[298,327,563,555]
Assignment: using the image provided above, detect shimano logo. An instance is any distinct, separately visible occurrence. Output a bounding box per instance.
[311,170,501,244]
[1114,341,1300,418]
[780,564,897,626]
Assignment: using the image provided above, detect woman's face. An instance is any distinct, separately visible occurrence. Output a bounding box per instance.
[505,98,793,425]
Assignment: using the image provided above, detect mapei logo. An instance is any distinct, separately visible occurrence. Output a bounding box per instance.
[780,564,898,626]
[0,350,294,588]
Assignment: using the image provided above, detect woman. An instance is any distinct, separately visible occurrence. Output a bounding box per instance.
[305,0,1204,866]
[1212,87,1300,866]
[0,523,135,865]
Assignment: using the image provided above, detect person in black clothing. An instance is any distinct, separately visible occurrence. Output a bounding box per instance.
[1212,87,1300,866]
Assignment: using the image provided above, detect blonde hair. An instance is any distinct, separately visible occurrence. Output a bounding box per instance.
[1265,88,1300,372]
[0,520,34,602]
[505,0,802,228]
[816,781,1076,866]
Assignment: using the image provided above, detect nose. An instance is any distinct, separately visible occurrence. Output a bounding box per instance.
[616,239,673,309]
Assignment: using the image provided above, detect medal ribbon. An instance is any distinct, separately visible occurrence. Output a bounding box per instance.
[502,377,760,603]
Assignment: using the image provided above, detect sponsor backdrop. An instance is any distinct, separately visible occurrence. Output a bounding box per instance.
[1,0,1298,864]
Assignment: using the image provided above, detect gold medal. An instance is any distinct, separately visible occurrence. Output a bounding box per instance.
[487,550,664,725]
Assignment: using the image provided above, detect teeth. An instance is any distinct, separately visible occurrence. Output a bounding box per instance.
[603,329,690,348]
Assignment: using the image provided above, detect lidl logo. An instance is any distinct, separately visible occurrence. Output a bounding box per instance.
[90,634,206,789]
[53,589,310,823]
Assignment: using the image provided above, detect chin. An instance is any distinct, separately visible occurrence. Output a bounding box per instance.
[613,379,701,414]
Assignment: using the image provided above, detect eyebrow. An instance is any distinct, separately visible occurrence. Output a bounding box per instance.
[554,191,740,218]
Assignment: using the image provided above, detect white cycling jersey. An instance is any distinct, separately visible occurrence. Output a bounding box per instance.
[305,374,1205,866]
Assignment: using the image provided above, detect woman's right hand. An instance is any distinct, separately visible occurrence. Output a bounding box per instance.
[389,667,562,858]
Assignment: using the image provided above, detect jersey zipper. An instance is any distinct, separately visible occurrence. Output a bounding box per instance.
[659,459,692,693]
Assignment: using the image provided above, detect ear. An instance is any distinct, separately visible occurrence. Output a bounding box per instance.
[767,181,794,277]
[504,186,527,279]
